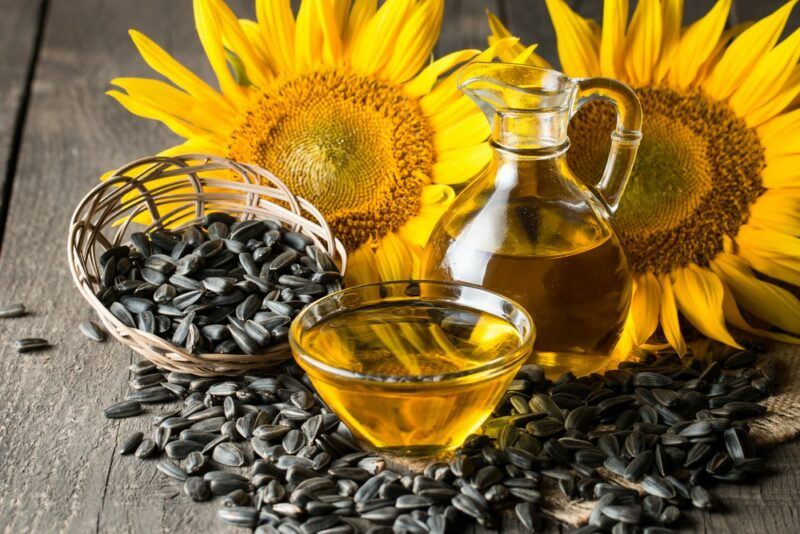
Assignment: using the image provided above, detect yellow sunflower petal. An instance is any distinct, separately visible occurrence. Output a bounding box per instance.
[420,37,519,113]
[730,25,800,117]
[432,143,492,185]
[659,274,687,356]
[671,264,742,347]
[511,44,544,65]
[599,0,628,78]
[106,90,216,141]
[398,184,455,247]
[653,0,683,83]
[720,283,800,343]
[427,97,484,136]
[374,231,415,281]
[345,243,381,286]
[737,224,800,258]
[110,77,235,134]
[631,271,661,345]
[667,0,731,89]
[317,0,344,66]
[704,0,798,100]
[384,0,444,84]
[744,66,800,127]
[486,11,550,68]
[692,23,750,89]
[255,0,295,73]
[209,0,273,86]
[748,190,800,234]
[331,0,350,30]
[761,153,800,188]
[403,49,479,98]
[432,111,491,152]
[127,30,234,114]
[711,253,800,334]
[294,0,324,71]
[739,244,800,286]
[487,10,524,60]
[350,0,414,77]
[758,107,800,156]
[344,0,377,53]
[614,317,639,361]
[544,0,601,77]
[624,0,661,86]
[239,19,276,71]
[193,0,249,103]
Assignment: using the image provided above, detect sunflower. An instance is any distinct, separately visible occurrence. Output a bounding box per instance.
[108,0,535,286]
[490,0,800,353]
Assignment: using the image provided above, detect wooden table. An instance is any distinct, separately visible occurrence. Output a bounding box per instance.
[0,1,798,532]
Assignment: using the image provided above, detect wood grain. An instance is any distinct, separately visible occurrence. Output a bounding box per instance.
[436,0,500,54]
[0,0,798,533]
[0,0,46,251]
[0,0,240,531]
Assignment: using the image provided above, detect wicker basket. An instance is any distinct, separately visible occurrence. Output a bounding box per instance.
[68,154,347,376]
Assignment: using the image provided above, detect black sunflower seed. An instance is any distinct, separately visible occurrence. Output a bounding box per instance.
[213,442,245,466]
[79,320,105,341]
[691,485,713,509]
[602,505,642,524]
[135,438,157,458]
[157,460,188,481]
[103,400,142,419]
[118,432,143,455]
[724,427,755,460]
[632,372,673,388]
[641,475,676,499]
[184,476,211,502]
[217,506,258,528]
[623,450,653,482]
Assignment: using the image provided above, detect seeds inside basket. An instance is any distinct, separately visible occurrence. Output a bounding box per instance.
[96,213,342,355]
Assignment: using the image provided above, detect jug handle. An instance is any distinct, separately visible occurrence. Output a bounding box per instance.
[573,78,643,213]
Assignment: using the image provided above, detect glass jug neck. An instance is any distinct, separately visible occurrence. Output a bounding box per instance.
[492,107,572,153]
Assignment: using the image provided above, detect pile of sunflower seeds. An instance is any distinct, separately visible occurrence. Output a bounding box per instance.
[96,214,341,354]
[103,344,774,533]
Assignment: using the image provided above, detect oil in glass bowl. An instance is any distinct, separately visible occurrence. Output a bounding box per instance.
[290,281,534,456]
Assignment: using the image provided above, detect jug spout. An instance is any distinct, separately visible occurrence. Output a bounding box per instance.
[458,62,577,151]
[458,62,643,212]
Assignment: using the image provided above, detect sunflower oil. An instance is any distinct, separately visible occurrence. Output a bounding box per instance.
[422,196,633,378]
[295,301,526,455]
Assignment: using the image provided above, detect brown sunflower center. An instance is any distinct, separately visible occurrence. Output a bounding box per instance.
[228,70,435,250]
[567,86,765,275]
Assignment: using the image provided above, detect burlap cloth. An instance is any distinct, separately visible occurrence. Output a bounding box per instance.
[386,343,800,527]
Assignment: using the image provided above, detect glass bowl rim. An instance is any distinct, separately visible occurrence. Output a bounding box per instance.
[288,279,535,385]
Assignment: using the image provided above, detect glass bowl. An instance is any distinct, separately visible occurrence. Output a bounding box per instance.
[289,280,535,456]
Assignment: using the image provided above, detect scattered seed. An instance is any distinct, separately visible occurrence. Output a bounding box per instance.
[213,442,245,467]
[14,337,51,353]
[79,320,106,341]
[104,400,143,419]
[119,432,143,455]
[157,460,188,481]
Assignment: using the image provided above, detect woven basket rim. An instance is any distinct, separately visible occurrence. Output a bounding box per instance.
[67,154,347,376]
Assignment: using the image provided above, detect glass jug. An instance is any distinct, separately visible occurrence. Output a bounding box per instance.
[421,62,643,378]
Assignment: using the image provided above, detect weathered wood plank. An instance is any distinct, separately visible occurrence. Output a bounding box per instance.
[0,0,245,532]
[436,0,501,54]
[0,0,46,250]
